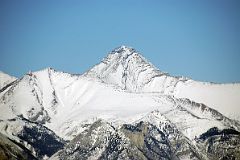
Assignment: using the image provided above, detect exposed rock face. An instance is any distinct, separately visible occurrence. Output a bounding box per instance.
[51,119,240,160]
[196,127,240,160]
[0,132,37,160]
[0,116,65,159]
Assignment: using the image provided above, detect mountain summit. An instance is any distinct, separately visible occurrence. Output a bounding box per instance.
[86,45,172,92]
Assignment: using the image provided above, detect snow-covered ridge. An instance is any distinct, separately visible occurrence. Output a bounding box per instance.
[0,65,239,141]
[0,71,17,89]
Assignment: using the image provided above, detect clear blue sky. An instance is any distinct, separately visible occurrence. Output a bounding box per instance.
[0,0,239,83]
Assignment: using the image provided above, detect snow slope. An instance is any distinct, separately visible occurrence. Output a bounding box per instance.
[174,80,240,121]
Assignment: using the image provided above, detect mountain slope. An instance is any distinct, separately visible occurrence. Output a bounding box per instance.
[0,116,65,159]
[51,116,240,160]
[1,68,239,141]
[174,80,240,121]
[50,120,185,160]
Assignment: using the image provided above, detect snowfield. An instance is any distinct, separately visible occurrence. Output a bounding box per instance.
[174,80,240,120]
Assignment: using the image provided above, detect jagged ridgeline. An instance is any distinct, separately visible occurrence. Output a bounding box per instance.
[0,46,240,159]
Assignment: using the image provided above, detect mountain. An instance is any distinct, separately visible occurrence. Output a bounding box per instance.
[0,46,240,160]
[85,46,240,121]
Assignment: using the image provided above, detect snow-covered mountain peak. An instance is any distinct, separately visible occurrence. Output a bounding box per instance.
[103,45,141,65]
[85,46,167,91]
[112,45,133,52]
[110,45,135,56]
